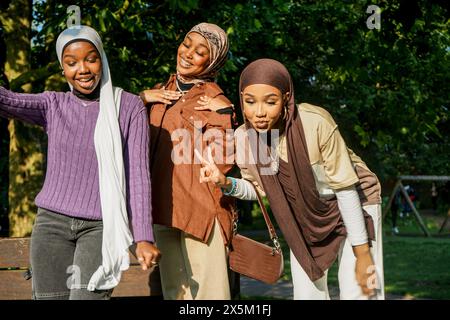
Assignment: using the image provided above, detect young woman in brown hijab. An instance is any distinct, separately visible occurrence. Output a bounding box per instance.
[197,58,384,300]
[139,23,235,300]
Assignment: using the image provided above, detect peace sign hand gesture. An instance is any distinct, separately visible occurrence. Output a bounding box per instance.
[194,148,228,188]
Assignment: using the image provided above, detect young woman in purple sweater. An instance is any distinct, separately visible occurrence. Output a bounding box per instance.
[0,26,160,300]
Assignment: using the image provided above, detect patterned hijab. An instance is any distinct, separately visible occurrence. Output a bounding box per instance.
[177,22,229,83]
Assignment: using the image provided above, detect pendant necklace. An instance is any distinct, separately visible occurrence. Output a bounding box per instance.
[175,79,190,96]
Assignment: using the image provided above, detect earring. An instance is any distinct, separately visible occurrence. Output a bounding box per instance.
[61,71,65,75]
[282,107,288,121]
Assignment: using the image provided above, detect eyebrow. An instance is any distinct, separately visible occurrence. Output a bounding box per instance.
[244,93,280,98]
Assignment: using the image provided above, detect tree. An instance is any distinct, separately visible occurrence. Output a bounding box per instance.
[0,0,448,235]
[1,0,46,237]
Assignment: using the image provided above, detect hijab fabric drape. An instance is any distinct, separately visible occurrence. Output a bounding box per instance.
[56,25,133,290]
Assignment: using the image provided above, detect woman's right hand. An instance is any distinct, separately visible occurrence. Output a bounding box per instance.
[195,95,232,112]
[195,148,228,188]
[140,88,182,105]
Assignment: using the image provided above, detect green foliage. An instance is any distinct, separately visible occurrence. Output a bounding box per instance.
[32,2,450,174]
[1,0,449,197]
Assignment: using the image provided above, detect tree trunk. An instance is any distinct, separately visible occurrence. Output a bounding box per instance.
[1,0,46,237]
[0,117,9,236]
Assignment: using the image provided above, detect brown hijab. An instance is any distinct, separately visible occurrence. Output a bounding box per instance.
[239,59,374,281]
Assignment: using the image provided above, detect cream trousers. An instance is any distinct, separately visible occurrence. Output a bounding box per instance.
[291,204,385,300]
[154,219,231,300]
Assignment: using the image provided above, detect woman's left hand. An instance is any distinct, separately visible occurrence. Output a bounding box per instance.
[135,241,161,271]
[195,95,231,112]
[353,243,377,297]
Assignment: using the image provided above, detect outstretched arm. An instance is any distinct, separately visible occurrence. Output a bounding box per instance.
[125,100,161,269]
[0,87,51,127]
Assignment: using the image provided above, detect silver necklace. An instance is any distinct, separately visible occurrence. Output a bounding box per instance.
[175,79,190,96]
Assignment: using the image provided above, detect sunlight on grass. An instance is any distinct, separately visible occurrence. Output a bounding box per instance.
[383,235,450,299]
[240,208,450,299]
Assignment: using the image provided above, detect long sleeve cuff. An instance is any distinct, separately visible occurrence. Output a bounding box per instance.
[132,224,155,243]
[223,178,258,201]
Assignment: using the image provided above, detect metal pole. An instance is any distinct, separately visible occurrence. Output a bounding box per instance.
[438,209,450,234]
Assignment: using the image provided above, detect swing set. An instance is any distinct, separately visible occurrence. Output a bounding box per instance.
[382,175,450,237]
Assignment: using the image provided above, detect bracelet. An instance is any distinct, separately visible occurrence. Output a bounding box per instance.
[222,177,237,196]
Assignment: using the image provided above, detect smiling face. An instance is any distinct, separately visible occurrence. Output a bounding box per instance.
[242,84,289,132]
[62,40,102,94]
[176,32,210,78]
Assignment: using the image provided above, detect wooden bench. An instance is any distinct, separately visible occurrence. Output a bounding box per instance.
[0,237,162,299]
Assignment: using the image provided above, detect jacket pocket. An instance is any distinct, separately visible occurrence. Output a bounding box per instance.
[180,107,208,130]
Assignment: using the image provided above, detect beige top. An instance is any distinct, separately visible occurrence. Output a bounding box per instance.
[239,103,381,205]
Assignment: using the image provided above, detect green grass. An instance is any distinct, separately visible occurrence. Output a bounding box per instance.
[384,210,446,236]
[382,235,450,299]
[327,234,450,299]
[239,202,450,299]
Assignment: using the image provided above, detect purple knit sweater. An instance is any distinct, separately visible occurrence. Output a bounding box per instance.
[0,87,153,242]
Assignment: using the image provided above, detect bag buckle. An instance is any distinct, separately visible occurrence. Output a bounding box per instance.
[272,237,281,254]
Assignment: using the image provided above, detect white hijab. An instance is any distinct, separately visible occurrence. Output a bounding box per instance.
[56,25,133,291]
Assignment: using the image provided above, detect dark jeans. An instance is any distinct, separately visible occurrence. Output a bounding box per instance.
[30,207,112,300]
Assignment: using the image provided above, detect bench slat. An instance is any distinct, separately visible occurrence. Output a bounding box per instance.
[0,238,162,299]
[0,238,30,268]
[112,265,161,297]
[0,270,32,299]
[0,265,161,299]
[0,238,148,268]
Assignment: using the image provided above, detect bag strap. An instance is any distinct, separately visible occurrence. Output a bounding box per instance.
[237,180,281,252]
